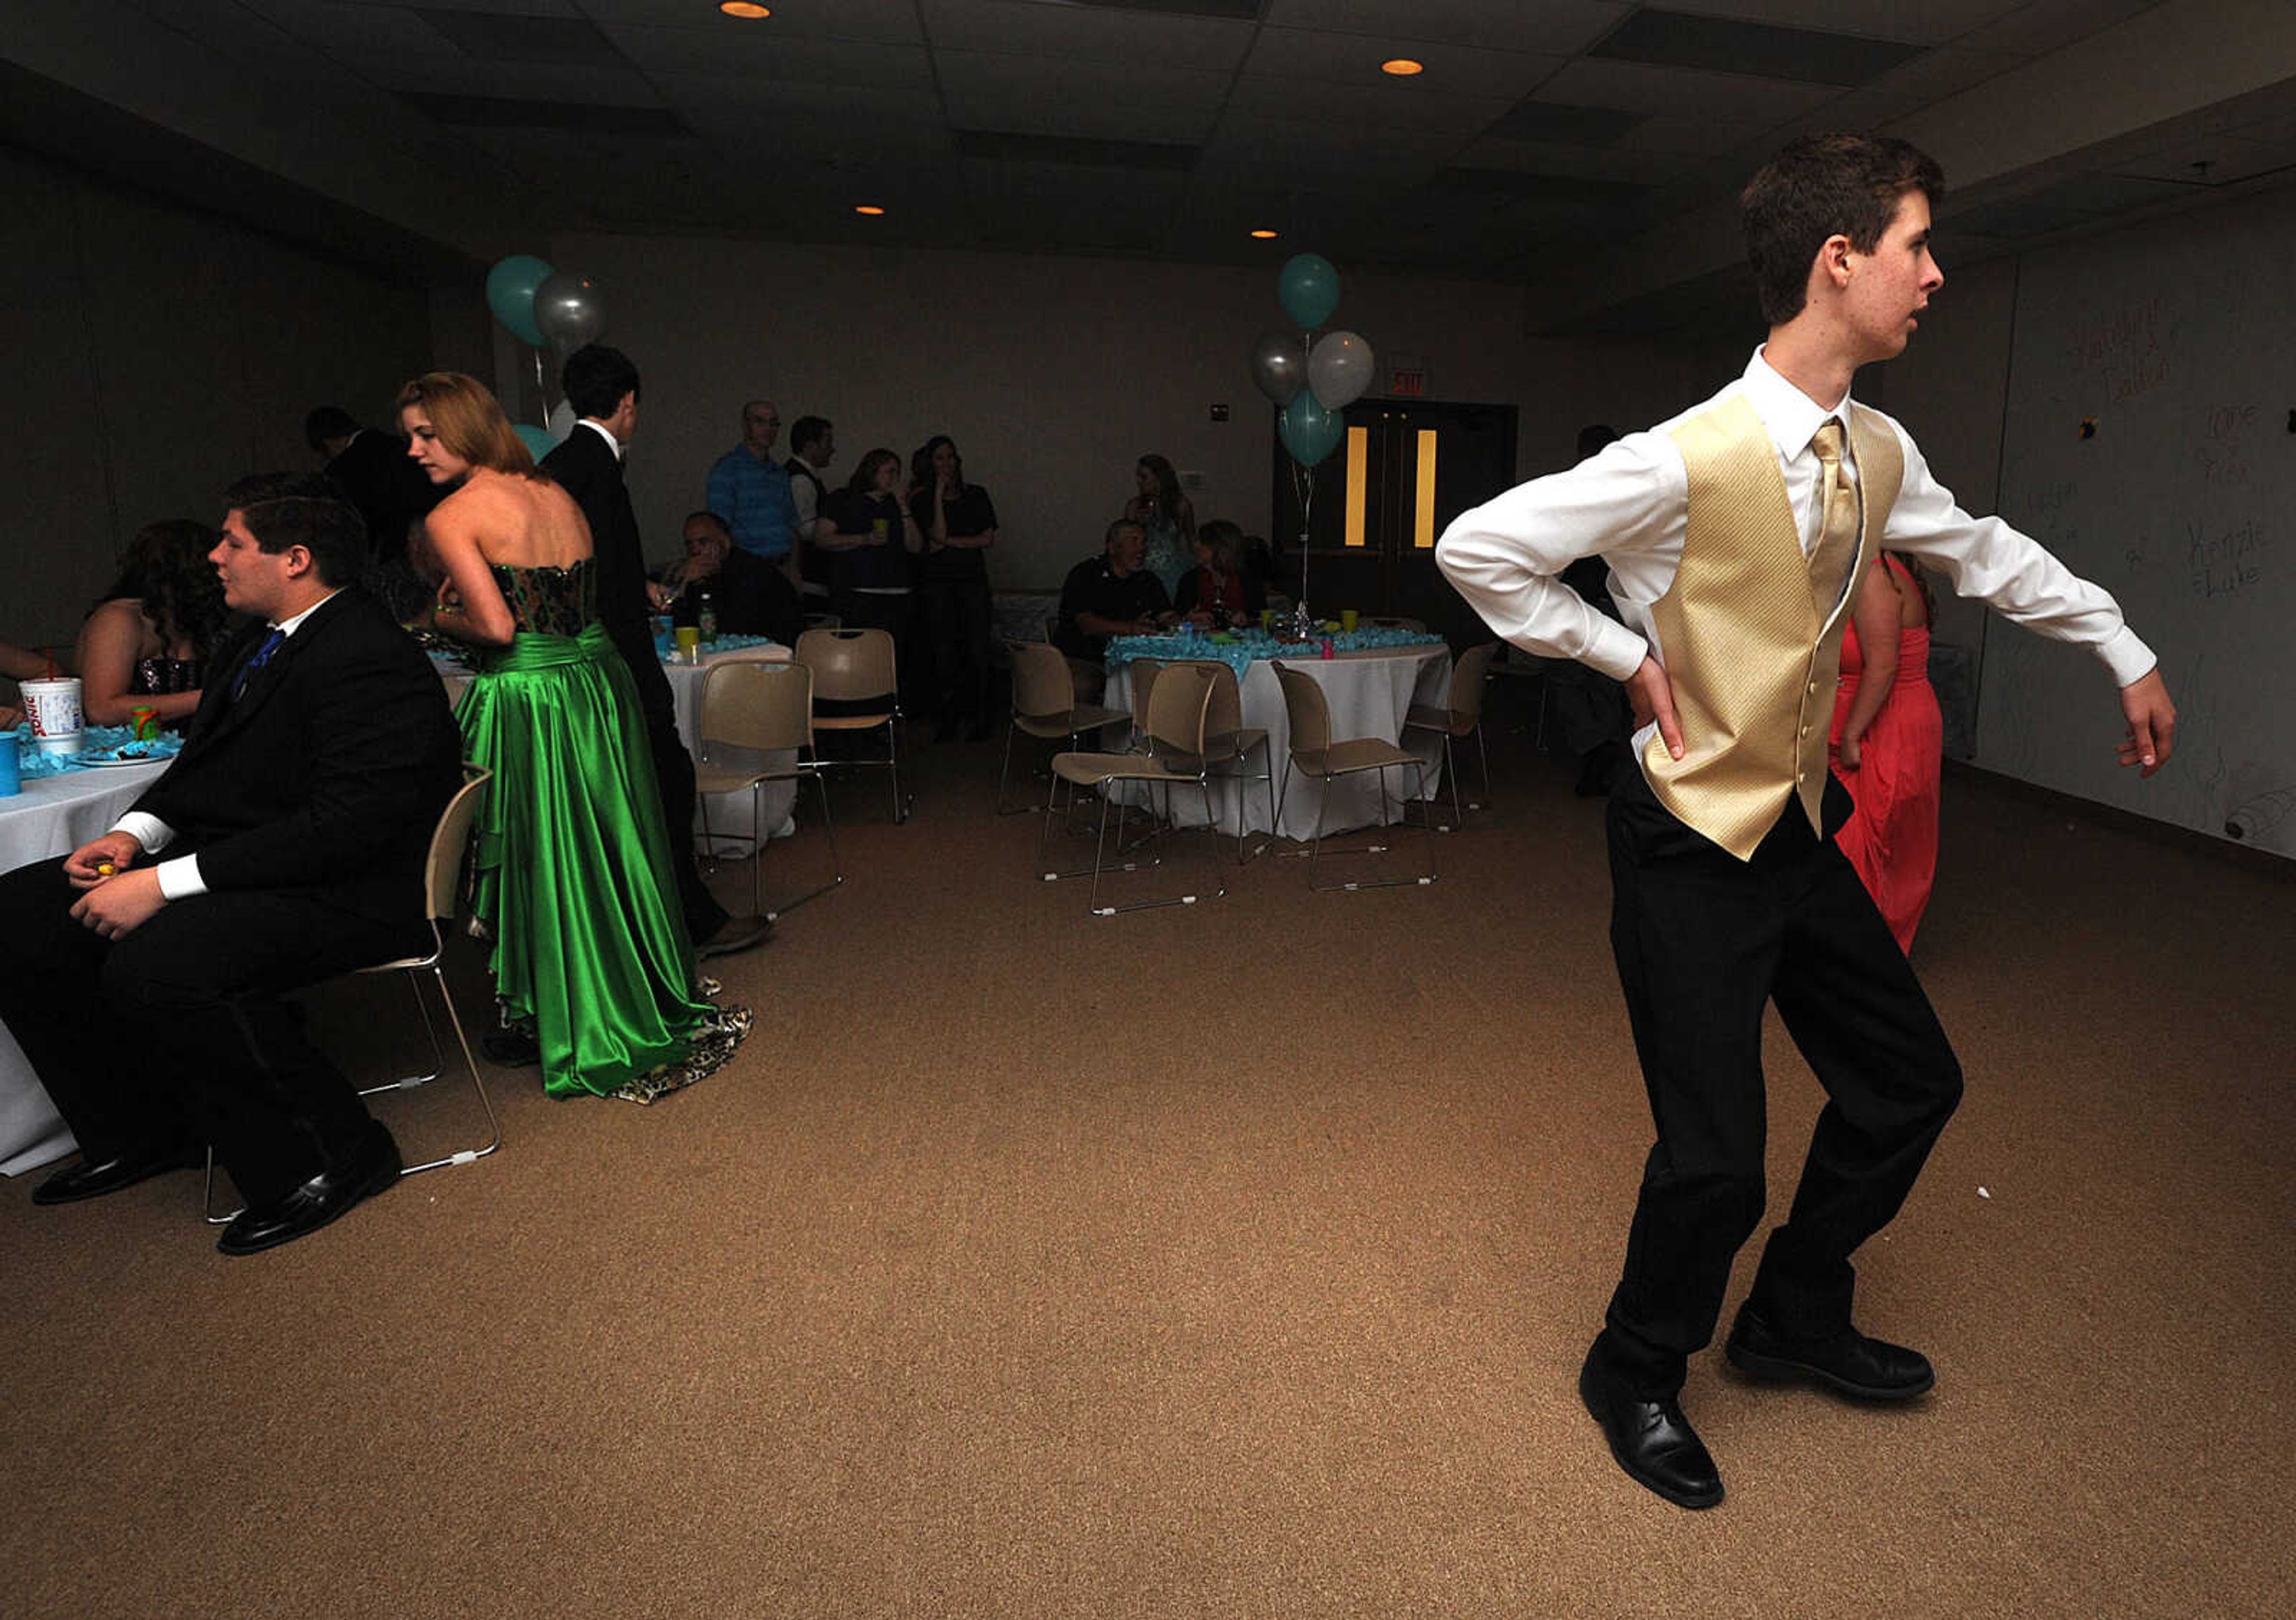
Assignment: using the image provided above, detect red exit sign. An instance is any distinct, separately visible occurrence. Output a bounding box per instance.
[1386,354,1428,397]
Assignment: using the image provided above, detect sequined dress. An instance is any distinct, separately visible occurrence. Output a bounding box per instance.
[453,560,749,1101]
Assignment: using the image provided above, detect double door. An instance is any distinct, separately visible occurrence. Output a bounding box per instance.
[1270,398,1518,647]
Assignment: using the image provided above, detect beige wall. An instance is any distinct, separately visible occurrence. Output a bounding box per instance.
[546,231,1729,588]
[1,142,435,653]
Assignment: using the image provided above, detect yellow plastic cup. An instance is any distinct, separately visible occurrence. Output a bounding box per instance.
[674,625,701,662]
[1259,608,1274,632]
[1339,609,1360,633]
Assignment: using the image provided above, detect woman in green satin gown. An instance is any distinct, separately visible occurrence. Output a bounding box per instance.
[398,372,747,1102]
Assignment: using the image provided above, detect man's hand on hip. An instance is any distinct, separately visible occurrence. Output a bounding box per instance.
[1626,657,1684,761]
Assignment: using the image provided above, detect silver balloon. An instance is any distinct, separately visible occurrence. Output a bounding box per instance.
[533,270,607,351]
[546,398,576,439]
[1308,330,1376,410]
[1248,331,1307,405]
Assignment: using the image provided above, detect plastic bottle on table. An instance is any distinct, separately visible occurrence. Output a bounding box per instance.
[696,589,718,643]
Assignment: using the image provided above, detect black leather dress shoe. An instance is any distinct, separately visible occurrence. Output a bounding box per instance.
[1724,1305,1935,1400]
[1578,1346,1724,1509]
[483,1028,542,1067]
[30,1142,199,1206]
[216,1123,402,1257]
[696,913,773,960]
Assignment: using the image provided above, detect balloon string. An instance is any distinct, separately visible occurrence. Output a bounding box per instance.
[533,349,546,425]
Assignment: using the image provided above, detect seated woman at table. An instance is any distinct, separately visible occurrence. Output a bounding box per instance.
[816,448,922,639]
[1171,519,1265,631]
[398,369,749,1103]
[73,519,234,729]
[1054,518,1172,662]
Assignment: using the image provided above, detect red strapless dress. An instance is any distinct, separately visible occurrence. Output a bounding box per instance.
[1829,565,1943,955]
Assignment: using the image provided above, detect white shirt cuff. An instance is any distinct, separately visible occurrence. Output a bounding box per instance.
[2094,624,2157,689]
[112,811,175,854]
[155,855,207,901]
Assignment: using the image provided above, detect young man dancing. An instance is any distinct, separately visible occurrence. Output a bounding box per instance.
[1437,133,2175,1509]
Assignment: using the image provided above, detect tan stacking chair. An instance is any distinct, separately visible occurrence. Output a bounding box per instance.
[795,626,910,823]
[1270,661,1437,893]
[205,768,502,1221]
[1159,658,1275,864]
[1401,641,1500,830]
[998,640,1128,815]
[694,659,840,919]
[1040,659,1227,916]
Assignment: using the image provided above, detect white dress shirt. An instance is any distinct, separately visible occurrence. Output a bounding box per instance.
[113,590,343,900]
[579,417,622,461]
[1436,347,2156,692]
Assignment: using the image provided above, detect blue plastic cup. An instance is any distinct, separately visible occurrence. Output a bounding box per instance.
[0,740,20,797]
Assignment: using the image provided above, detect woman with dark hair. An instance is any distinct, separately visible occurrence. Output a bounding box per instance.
[909,435,999,741]
[1830,551,1944,955]
[1124,453,1196,598]
[74,519,235,728]
[818,448,921,638]
[1171,518,1265,629]
[398,370,748,1102]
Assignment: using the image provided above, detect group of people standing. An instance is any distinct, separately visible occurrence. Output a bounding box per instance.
[711,402,1002,741]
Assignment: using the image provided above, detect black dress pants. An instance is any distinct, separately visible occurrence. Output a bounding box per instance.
[1592,766,1963,1398]
[920,574,994,729]
[0,858,417,1207]
[607,619,728,943]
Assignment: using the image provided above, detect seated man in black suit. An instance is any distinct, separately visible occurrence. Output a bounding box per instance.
[0,475,463,1255]
[655,510,802,645]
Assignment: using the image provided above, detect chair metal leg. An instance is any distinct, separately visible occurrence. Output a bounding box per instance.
[760,771,842,920]
[1444,732,1462,831]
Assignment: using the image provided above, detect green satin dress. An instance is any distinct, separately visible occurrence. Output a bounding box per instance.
[454,561,744,1100]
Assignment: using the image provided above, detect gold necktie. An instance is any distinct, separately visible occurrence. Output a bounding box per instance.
[1808,420,1859,615]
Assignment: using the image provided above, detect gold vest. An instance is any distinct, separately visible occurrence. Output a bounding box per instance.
[1642,395,1903,860]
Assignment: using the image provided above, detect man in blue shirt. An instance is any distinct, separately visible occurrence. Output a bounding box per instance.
[706,399,801,582]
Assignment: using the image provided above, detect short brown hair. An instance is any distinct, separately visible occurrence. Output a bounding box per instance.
[1741,133,1944,326]
[393,371,533,475]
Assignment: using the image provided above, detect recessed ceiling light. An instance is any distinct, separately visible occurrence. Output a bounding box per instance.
[854,204,886,216]
[719,2,771,19]
[1381,59,1424,77]
[1250,228,1279,240]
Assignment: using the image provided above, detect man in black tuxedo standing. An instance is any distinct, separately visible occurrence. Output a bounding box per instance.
[540,346,768,967]
[306,405,438,566]
[0,475,462,1254]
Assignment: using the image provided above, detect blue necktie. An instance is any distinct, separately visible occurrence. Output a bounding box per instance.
[230,627,285,702]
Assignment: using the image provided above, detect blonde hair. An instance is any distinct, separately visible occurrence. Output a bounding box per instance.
[393,371,534,475]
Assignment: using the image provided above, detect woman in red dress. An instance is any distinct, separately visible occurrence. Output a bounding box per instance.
[1830,552,1943,955]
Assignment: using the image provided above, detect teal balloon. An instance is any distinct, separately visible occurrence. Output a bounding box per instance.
[1279,392,1345,467]
[486,255,555,346]
[513,424,560,461]
[1278,252,1341,329]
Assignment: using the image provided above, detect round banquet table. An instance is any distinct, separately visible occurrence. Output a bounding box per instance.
[1103,641,1450,841]
[0,759,169,1175]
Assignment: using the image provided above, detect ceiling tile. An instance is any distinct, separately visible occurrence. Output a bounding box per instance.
[1954,0,2160,57]
[1224,75,1517,136]
[237,1,467,57]
[601,26,936,85]
[2108,135,2296,189]
[1241,27,1565,102]
[1590,8,1926,87]
[1195,117,1460,189]
[1649,1,2025,48]
[576,0,926,39]
[918,0,1254,71]
[1261,0,1628,56]
[1538,57,1839,123]
[361,54,661,101]
[1451,135,1698,187]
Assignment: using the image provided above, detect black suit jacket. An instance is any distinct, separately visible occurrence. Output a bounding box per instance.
[325,428,439,563]
[540,423,650,643]
[671,547,802,646]
[138,589,463,928]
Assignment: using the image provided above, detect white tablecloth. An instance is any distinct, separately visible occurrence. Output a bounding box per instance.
[435,642,798,852]
[0,760,169,1175]
[1105,646,1449,841]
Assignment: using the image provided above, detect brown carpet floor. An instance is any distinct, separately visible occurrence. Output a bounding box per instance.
[4,696,2291,1620]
